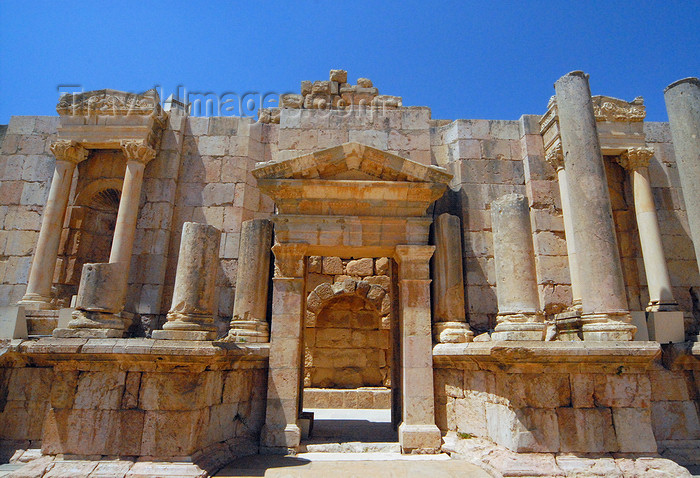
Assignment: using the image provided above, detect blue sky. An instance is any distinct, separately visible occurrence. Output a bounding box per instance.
[1,1,698,124]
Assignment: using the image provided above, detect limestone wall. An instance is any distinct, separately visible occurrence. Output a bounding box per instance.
[0,339,268,461]
[433,343,700,459]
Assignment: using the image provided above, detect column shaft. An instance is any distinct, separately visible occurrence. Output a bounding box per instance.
[395,245,441,453]
[109,160,145,266]
[557,167,582,308]
[490,193,544,340]
[20,141,87,310]
[261,243,307,451]
[153,222,221,340]
[431,213,472,343]
[555,71,634,340]
[223,219,273,343]
[664,78,700,269]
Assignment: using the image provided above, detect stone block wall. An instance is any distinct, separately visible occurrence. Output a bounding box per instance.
[303,256,393,389]
[0,339,268,460]
[433,353,700,456]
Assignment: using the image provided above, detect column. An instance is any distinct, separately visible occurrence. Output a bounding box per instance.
[618,147,677,311]
[664,78,700,268]
[56,140,155,338]
[19,140,87,310]
[220,219,273,343]
[261,243,308,452]
[490,194,545,340]
[555,71,635,341]
[395,245,441,453]
[431,213,473,343]
[152,222,221,341]
[545,145,583,310]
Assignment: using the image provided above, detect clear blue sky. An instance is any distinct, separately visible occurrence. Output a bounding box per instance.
[1,1,698,124]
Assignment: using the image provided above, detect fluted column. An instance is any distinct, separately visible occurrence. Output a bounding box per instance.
[431,213,473,343]
[490,194,545,340]
[545,145,582,310]
[395,245,441,453]
[555,71,634,341]
[261,243,308,451]
[664,78,700,269]
[152,222,221,340]
[618,147,677,311]
[19,141,87,310]
[221,219,273,343]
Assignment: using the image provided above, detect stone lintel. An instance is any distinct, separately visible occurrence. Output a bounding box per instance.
[272,215,432,256]
[432,341,661,373]
[0,338,269,370]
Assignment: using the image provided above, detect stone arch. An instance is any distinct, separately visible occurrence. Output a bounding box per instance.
[304,278,392,389]
[73,178,123,208]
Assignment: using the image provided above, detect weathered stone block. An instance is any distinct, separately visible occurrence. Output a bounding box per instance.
[593,374,650,408]
[613,407,657,453]
[346,258,374,276]
[557,408,617,453]
[651,401,700,440]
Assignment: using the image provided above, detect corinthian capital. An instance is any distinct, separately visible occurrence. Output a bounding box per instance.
[50,140,88,164]
[618,147,654,171]
[545,143,564,171]
[120,140,156,164]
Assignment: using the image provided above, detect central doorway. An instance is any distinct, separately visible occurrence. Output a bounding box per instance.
[300,256,399,446]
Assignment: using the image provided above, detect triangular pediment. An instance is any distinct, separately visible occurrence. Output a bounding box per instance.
[252,142,451,184]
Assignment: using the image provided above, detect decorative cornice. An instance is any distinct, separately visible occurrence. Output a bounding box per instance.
[50,140,88,164]
[618,147,654,171]
[592,95,646,122]
[545,142,564,171]
[57,89,162,117]
[120,140,156,164]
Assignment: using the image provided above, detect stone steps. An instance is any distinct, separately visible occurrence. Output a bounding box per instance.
[299,441,401,453]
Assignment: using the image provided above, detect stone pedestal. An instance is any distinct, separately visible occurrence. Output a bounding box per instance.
[664,78,700,271]
[54,262,129,338]
[490,194,544,341]
[395,245,442,453]
[220,219,273,344]
[618,147,678,312]
[431,213,472,343]
[152,222,221,341]
[19,141,88,310]
[261,243,308,452]
[554,71,634,341]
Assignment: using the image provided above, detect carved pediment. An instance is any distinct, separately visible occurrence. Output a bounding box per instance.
[57,89,163,117]
[253,142,451,183]
[253,143,451,218]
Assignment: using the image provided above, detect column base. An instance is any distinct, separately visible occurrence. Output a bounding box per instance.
[17,293,55,311]
[221,320,270,343]
[433,321,473,343]
[53,310,130,338]
[152,329,217,341]
[398,423,442,453]
[581,313,635,341]
[492,316,545,341]
[260,423,301,450]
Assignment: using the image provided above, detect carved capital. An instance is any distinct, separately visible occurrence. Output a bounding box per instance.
[272,243,308,278]
[394,245,434,280]
[618,147,654,171]
[120,140,156,164]
[50,140,88,164]
[545,143,564,171]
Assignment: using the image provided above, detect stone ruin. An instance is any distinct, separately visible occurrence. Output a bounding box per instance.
[0,70,699,476]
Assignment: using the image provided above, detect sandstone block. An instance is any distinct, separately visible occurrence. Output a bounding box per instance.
[322,256,343,275]
[613,408,657,453]
[651,401,700,440]
[329,69,347,83]
[557,407,617,453]
[357,78,373,88]
[375,257,390,275]
[593,373,651,408]
[74,371,126,410]
[140,409,209,456]
[300,80,312,96]
[346,258,374,276]
[280,94,303,109]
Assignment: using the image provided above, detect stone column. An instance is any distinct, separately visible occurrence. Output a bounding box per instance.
[261,243,308,452]
[56,140,155,338]
[545,145,583,310]
[664,78,700,268]
[431,213,472,343]
[555,71,634,341]
[152,222,221,341]
[490,194,545,340]
[618,147,678,311]
[220,219,273,343]
[395,245,441,453]
[19,140,87,310]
